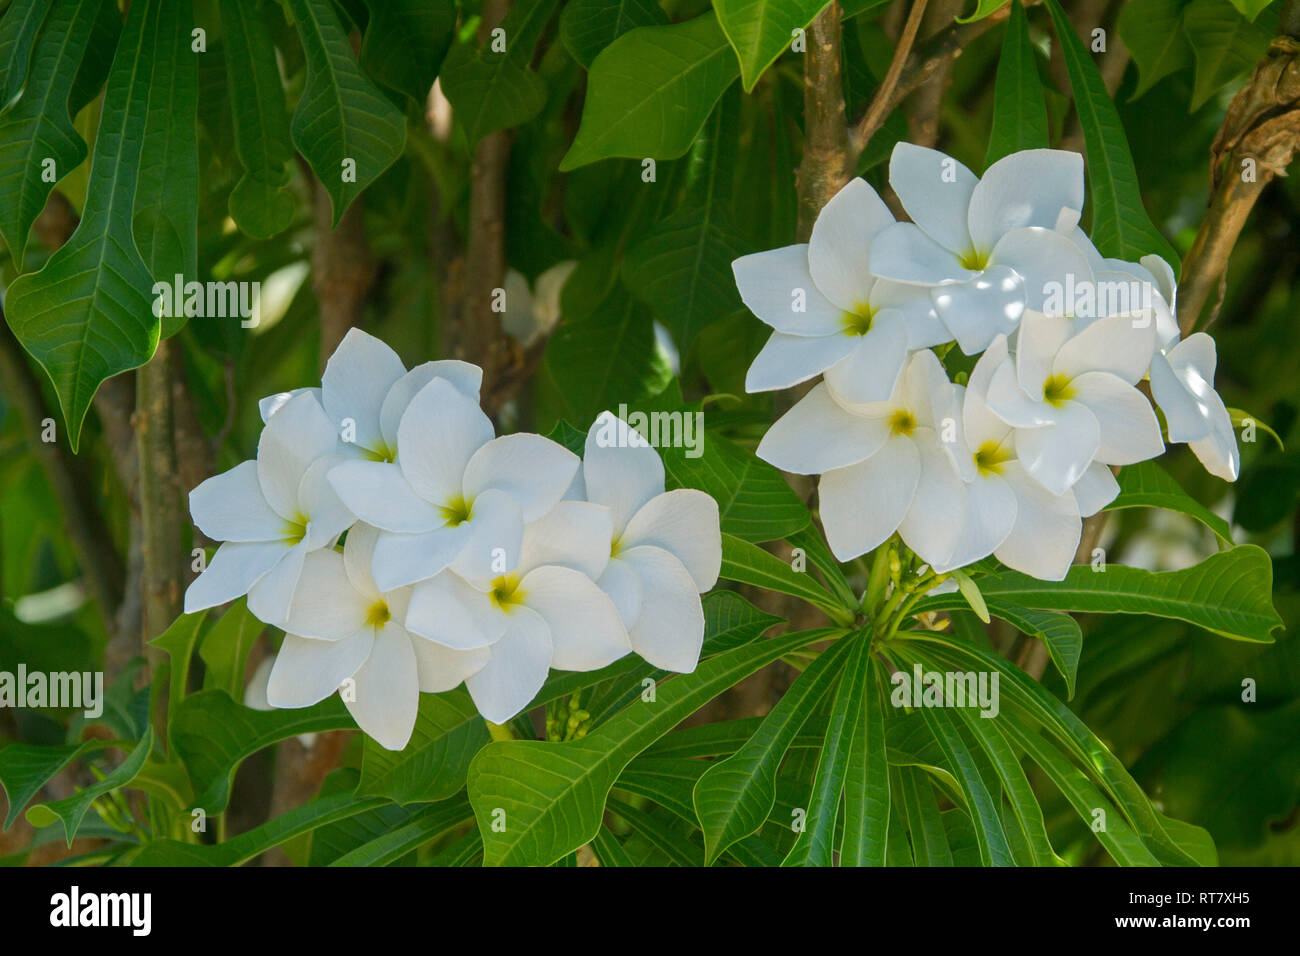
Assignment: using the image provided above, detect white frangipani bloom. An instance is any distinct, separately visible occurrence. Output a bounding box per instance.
[579,413,722,672]
[757,351,964,567]
[982,314,1163,495]
[265,524,488,751]
[258,327,482,461]
[733,178,948,403]
[327,377,579,590]
[405,500,631,724]
[185,392,353,622]
[870,144,1094,354]
[1149,333,1240,481]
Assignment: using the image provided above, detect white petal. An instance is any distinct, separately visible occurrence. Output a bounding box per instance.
[463,433,579,522]
[936,473,1017,571]
[899,348,955,430]
[409,635,490,693]
[247,539,311,626]
[888,143,977,253]
[871,280,950,348]
[266,631,373,709]
[298,456,355,547]
[518,500,613,580]
[822,311,910,405]
[1015,311,1074,399]
[259,387,320,424]
[1149,352,1208,444]
[995,462,1082,581]
[868,221,971,285]
[256,392,340,521]
[321,328,407,456]
[931,266,1025,355]
[597,556,642,628]
[466,606,553,724]
[1069,372,1164,465]
[327,460,445,533]
[1073,462,1119,518]
[344,624,420,751]
[732,245,846,336]
[990,227,1094,317]
[189,460,284,542]
[183,540,286,613]
[986,360,1057,427]
[582,411,665,533]
[396,377,494,506]
[371,524,473,591]
[897,429,966,569]
[961,374,1015,453]
[1014,403,1101,495]
[1189,397,1240,482]
[968,149,1084,251]
[405,572,504,650]
[621,489,721,591]
[745,330,856,392]
[279,549,369,640]
[1053,313,1156,385]
[452,488,525,581]
[818,435,921,561]
[522,565,631,671]
[756,382,889,475]
[618,545,706,672]
[380,360,483,451]
[342,522,383,599]
[808,178,895,313]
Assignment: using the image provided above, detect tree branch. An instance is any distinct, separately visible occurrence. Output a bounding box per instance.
[850,0,931,160]
[797,1,853,239]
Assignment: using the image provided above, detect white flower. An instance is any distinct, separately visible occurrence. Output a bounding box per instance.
[756,351,964,567]
[579,412,722,671]
[327,377,579,590]
[870,145,1094,354]
[1149,333,1239,481]
[733,178,948,404]
[265,525,488,751]
[185,391,353,622]
[404,501,631,724]
[258,327,482,461]
[982,313,1164,495]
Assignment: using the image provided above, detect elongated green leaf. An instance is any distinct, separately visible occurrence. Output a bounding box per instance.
[994,605,1082,699]
[913,544,1281,643]
[896,764,952,865]
[0,738,111,828]
[1228,0,1276,17]
[840,656,890,866]
[358,0,455,102]
[1044,0,1178,266]
[783,633,872,866]
[560,0,668,68]
[985,0,1047,168]
[221,0,296,239]
[715,0,827,91]
[1184,0,1275,110]
[1106,459,1233,542]
[953,569,991,623]
[330,797,473,866]
[1118,0,1193,99]
[26,731,152,844]
[591,824,636,866]
[356,689,488,804]
[198,598,263,700]
[609,798,704,865]
[148,609,207,718]
[693,635,852,865]
[720,533,850,622]
[560,13,740,170]
[468,626,836,866]
[285,0,407,225]
[958,0,1010,22]
[4,0,169,450]
[0,0,53,111]
[170,689,353,812]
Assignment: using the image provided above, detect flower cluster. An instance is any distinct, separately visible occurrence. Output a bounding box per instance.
[735,144,1239,581]
[185,329,721,749]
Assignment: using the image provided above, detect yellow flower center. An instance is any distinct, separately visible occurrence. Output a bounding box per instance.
[1042,373,1075,407]
[840,302,875,337]
[363,441,396,464]
[439,493,473,526]
[973,440,1013,477]
[959,247,990,271]
[282,512,309,545]
[489,574,526,612]
[888,408,917,436]
[365,600,391,628]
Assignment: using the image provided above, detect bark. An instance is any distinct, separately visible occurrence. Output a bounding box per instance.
[311,184,377,372]
[797,3,854,239]
[135,338,184,652]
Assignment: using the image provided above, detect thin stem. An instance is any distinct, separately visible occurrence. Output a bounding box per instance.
[849,0,930,157]
[485,719,517,742]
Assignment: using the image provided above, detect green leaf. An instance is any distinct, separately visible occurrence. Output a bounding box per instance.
[148,610,207,718]
[329,797,473,866]
[285,0,407,225]
[913,544,1282,643]
[0,738,111,828]
[896,764,952,865]
[608,798,703,865]
[26,731,152,845]
[1106,459,1234,542]
[693,635,853,865]
[715,0,827,91]
[198,598,264,701]
[560,0,668,68]
[356,689,488,804]
[719,533,851,623]
[991,605,1082,699]
[662,433,811,544]
[1227,0,1276,18]
[985,0,1048,168]
[1228,406,1285,449]
[170,689,354,812]
[1184,0,1275,110]
[0,0,53,112]
[560,13,740,170]
[4,0,171,450]
[953,569,991,623]
[957,0,1011,22]
[220,0,296,239]
[358,0,455,102]
[784,633,873,866]
[0,0,99,270]
[1118,0,1193,99]
[591,824,636,866]
[840,657,890,866]
[468,626,836,866]
[1044,0,1179,266]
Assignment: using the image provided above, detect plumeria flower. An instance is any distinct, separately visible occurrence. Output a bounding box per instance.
[265,524,488,751]
[258,327,482,461]
[1064,233,1181,345]
[982,314,1163,495]
[327,377,579,591]
[405,500,631,724]
[733,178,949,404]
[185,392,353,623]
[578,413,722,671]
[1149,333,1240,481]
[870,145,1094,354]
[756,351,964,567]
